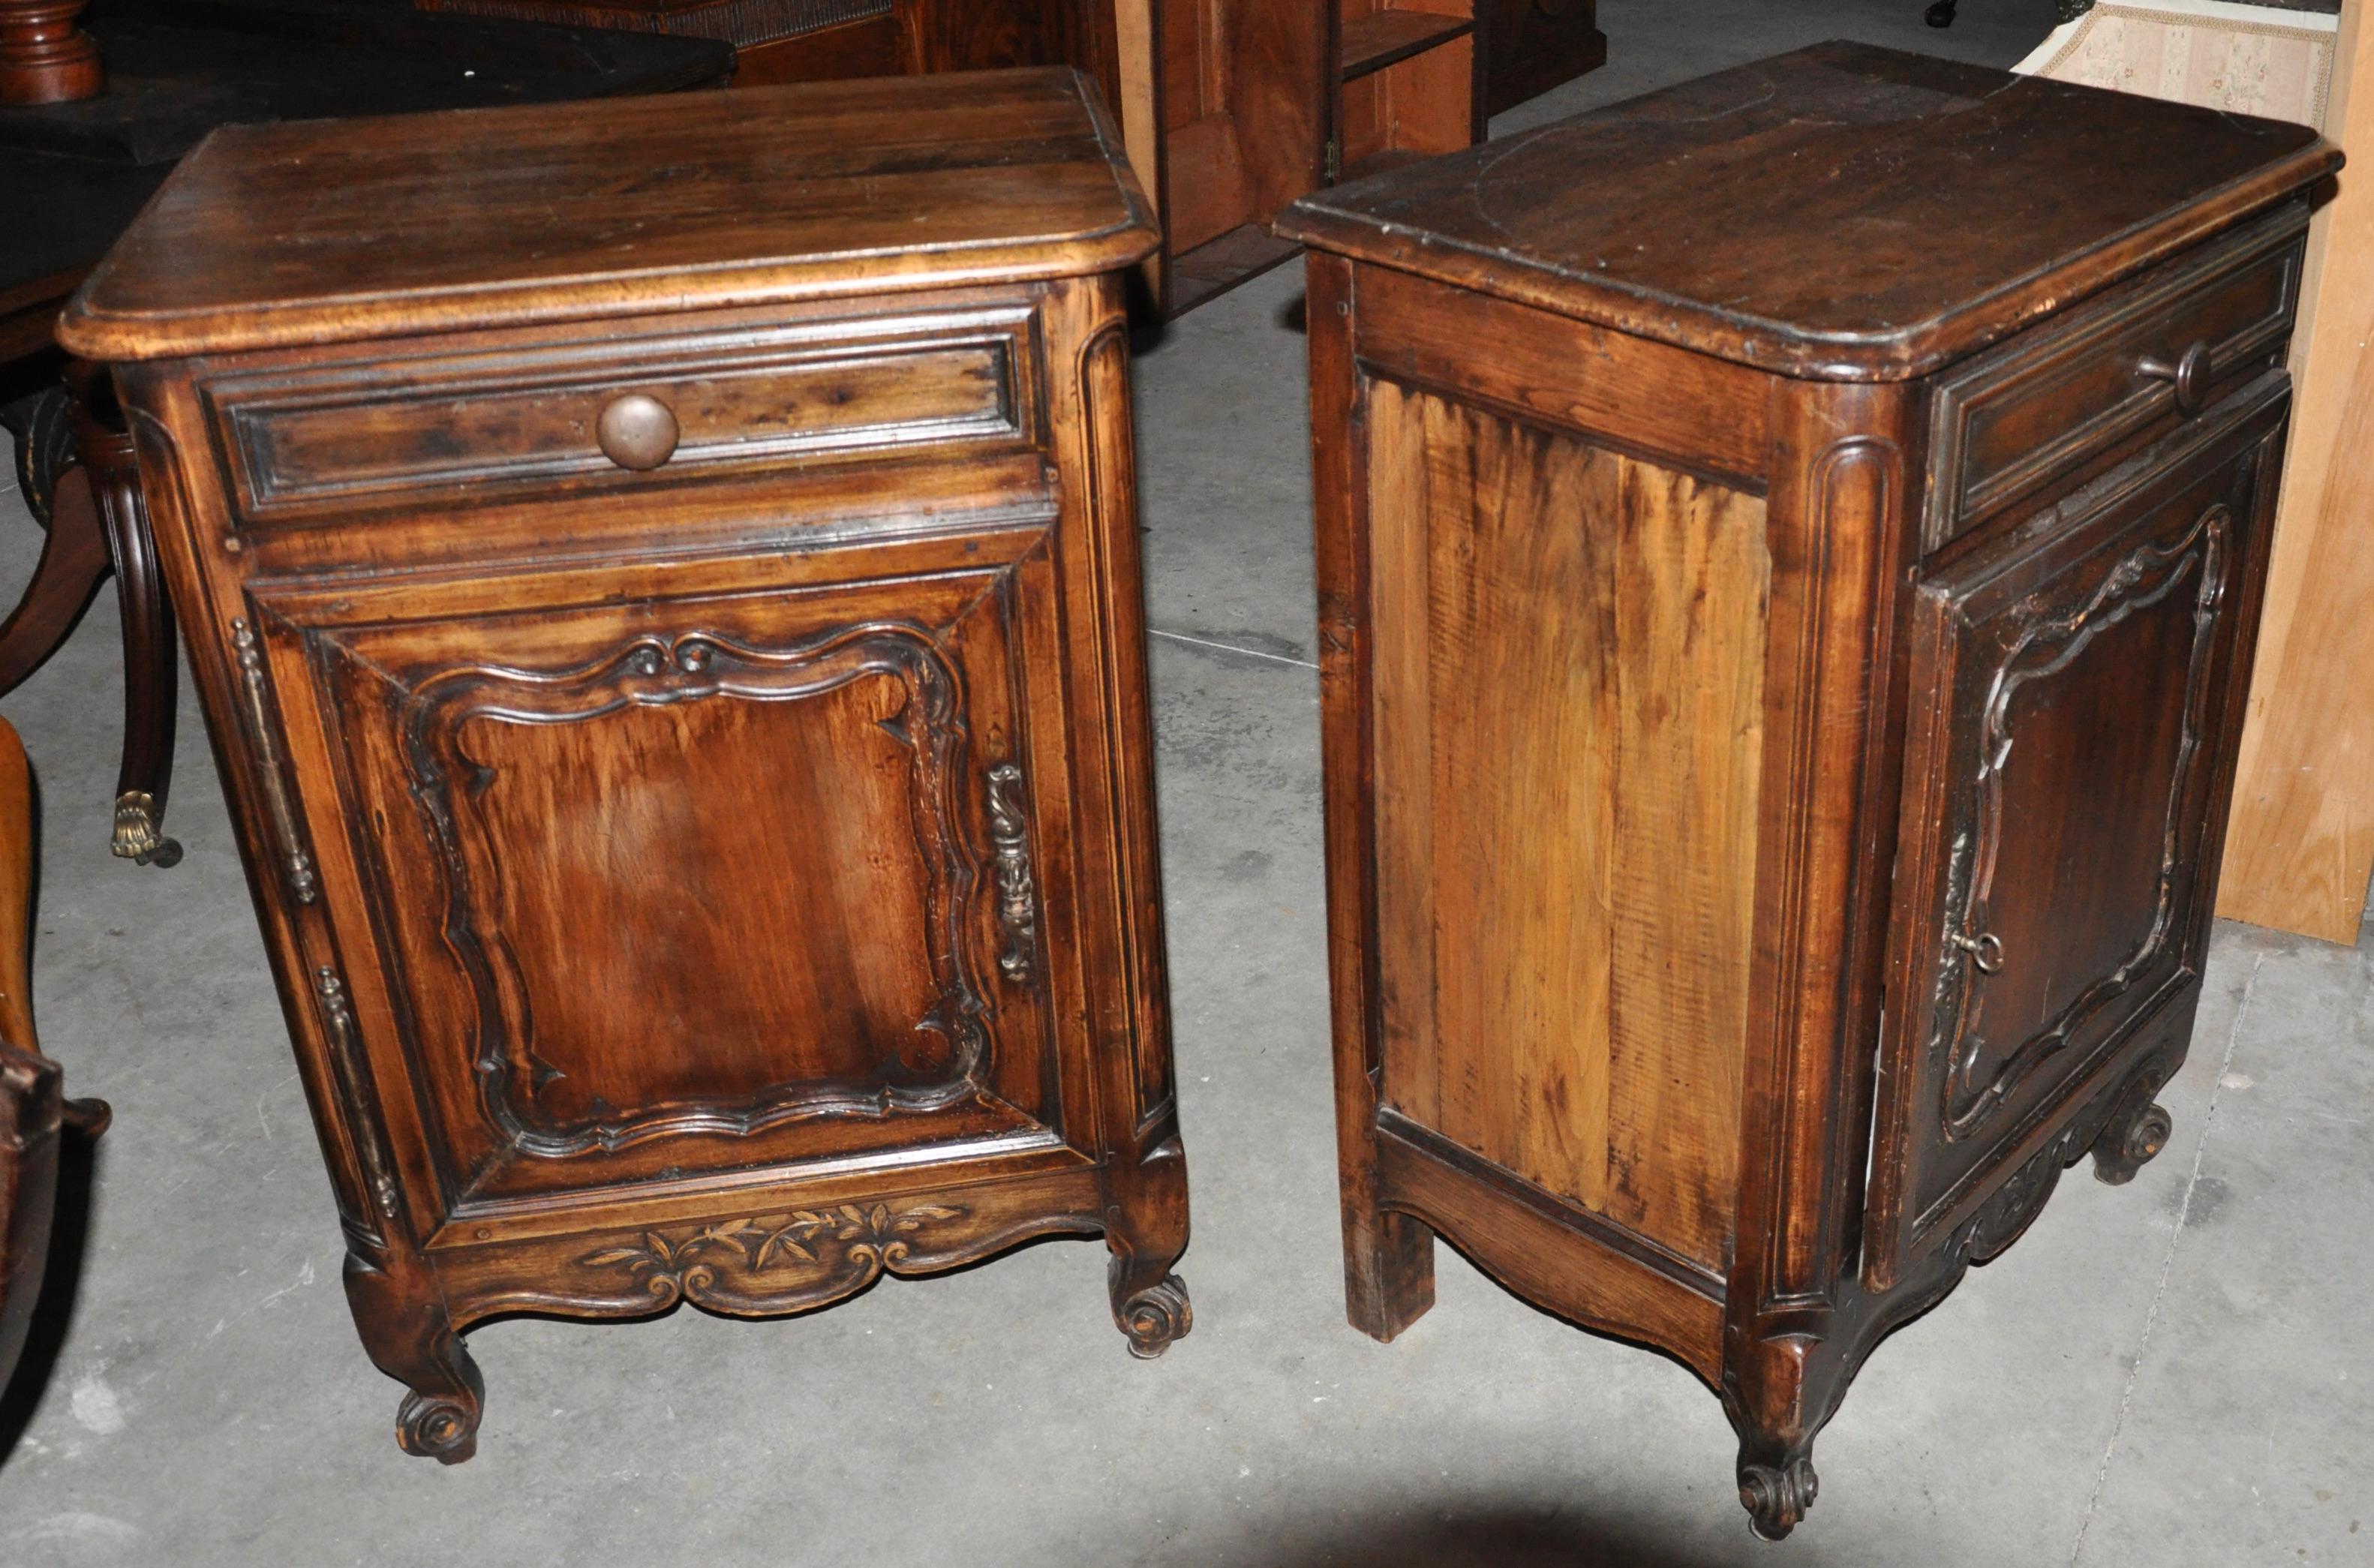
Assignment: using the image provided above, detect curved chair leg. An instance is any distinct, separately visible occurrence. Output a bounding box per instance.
[0,714,110,1395]
[63,362,179,868]
[0,461,108,699]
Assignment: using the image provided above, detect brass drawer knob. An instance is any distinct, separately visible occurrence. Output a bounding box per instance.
[596,392,680,470]
[2137,340,2213,416]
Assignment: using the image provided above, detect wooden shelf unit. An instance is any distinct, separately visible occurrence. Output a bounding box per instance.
[1109,0,1481,314]
[1340,8,1471,79]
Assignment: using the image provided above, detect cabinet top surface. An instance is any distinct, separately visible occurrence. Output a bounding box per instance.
[1277,42,2338,380]
[59,68,1158,362]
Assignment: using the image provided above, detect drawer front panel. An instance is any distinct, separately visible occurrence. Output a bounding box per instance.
[1870,373,2288,1278]
[206,308,1038,524]
[1925,208,2303,552]
[242,527,1089,1221]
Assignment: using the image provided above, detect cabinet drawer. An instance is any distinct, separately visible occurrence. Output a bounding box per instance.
[1923,206,2304,552]
[203,306,1041,527]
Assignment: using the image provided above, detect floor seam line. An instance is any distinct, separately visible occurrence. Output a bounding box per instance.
[2066,948,2265,1566]
[1148,628,1319,670]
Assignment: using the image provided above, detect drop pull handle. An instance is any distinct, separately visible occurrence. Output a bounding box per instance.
[2136,341,2213,416]
[596,392,680,470]
[986,763,1039,983]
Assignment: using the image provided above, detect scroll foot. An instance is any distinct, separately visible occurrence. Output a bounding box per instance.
[2092,1099,2173,1186]
[1738,1452,1819,1541]
[1114,1269,1193,1359]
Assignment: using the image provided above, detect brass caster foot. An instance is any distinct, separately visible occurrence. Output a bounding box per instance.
[112,791,179,866]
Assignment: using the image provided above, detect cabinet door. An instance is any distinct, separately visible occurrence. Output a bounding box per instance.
[1865,376,2287,1280]
[245,525,1083,1224]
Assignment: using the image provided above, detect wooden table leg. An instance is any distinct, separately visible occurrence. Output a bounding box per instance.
[62,362,179,869]
[0,0,102,105]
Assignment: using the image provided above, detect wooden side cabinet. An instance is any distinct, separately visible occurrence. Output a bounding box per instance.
[1280,44,2338,1537]
[59,69,1193,1460]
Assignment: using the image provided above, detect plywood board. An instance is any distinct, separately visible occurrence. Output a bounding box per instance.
[2219,0,2374,942]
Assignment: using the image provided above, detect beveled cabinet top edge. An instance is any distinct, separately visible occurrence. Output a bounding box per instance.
[59,68,1160,365]
[1277,43,2339,382]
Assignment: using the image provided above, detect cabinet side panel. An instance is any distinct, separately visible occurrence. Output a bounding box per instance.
[1603,458,1768,1263]
[1369,379,1768,1271]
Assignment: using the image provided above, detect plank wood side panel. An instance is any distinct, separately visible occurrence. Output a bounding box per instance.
[2218,0,2374,942]
[1417,392,1618,1218]
[1369,379,1441,1133]
[1602,458,1768,1267]
[1369,379,1765,1272]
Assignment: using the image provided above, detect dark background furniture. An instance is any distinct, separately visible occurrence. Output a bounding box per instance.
[1480,0,1602,115]
[1282,41,2335,1537]
[0,0,731,864]
[0,715,110,1401]
[63,67,1192,1459]
[403,0,1604,312]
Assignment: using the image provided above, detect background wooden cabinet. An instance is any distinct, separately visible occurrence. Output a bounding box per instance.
[408,0,1543,314]
[62,70,1193,1460]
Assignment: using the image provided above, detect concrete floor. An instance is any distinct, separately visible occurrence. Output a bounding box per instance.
[4,2,2370,1562]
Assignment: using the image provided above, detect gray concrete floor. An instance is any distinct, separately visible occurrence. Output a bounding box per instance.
[3,3,2369,1562]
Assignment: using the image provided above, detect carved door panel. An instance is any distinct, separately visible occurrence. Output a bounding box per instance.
[244,530,1081,1224]
[1866,379,2286,1279]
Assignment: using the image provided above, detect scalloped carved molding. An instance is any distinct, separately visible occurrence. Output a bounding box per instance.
[577,1200,966,1314]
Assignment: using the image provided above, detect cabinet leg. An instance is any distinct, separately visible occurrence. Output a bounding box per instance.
[1107,1252,1193,1359]
[343,1254,484,1464]
[1723,1337,1835,1539]
[1104,1131,1192,1359]
[1735,1439,1821,1542]
[2091,1098,2174,1187]
[1343,1206,1434,1343]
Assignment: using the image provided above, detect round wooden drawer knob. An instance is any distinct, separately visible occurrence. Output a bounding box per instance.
[2137,341,2213,417]
[596,392,679,471]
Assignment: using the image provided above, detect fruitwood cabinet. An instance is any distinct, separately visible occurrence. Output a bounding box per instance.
[1281,43,2337,1537]
[58,68,1192,1459]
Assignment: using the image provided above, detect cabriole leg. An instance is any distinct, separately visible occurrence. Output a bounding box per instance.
[343,1253,484,1463]
[1103,1130,1192,1359]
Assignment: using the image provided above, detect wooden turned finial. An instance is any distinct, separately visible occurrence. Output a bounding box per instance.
[0,0,103,105]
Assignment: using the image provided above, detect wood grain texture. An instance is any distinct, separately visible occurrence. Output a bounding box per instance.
[2219,0,2374,943]
[1278,41,2339,380]
[1351,265,1774,486]
[58,68,1158,362]
[1366,377,1767,1273]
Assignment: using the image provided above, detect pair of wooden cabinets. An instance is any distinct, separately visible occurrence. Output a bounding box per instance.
[59,45,2328,1537]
